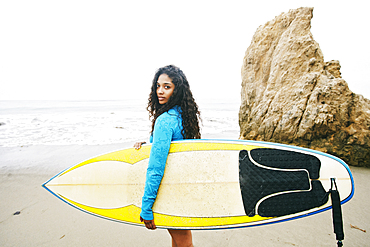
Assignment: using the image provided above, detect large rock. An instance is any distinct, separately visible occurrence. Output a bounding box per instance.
[239,7,370,167]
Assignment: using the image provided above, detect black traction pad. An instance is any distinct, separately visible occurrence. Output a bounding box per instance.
[239,149,328,217]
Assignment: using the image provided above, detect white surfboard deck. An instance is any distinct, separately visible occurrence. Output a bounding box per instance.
[43,139,354,229]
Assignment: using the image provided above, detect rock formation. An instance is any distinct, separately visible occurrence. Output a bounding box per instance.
[239,7,370,167]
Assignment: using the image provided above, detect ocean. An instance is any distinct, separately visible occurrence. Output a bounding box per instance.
[0,99,240,147]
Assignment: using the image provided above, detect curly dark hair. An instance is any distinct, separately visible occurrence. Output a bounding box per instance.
[147,65,201,139]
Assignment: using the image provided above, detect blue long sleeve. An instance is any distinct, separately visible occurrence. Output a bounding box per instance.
[140,107,183,220]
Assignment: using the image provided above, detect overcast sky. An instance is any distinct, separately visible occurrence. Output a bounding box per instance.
[1,0,369,102]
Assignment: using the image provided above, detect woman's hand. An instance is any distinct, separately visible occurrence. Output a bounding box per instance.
[134,142,146,150]
[140,216,157,230]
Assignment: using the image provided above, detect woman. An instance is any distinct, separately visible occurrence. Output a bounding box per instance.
[134,65,201,247]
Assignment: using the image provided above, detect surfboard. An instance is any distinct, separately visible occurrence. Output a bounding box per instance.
[42,139,354,230]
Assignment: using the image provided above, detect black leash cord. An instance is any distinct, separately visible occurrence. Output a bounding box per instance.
[329,178,344,247]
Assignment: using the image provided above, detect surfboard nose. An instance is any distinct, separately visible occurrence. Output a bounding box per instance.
[44,160,147,209]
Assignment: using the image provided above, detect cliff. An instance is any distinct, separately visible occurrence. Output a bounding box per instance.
[239,7,370,167]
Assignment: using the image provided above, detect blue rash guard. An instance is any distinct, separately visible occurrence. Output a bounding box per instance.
[140,106,184,220]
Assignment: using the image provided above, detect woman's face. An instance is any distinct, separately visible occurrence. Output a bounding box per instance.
[156,74,175,105]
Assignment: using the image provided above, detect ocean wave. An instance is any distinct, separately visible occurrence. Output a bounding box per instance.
[0,100,239,147]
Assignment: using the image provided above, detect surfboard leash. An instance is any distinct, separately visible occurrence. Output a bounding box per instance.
[327,178,344,247]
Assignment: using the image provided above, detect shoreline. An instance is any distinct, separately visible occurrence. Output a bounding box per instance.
[1,142,369,246]
[0,131,240,174]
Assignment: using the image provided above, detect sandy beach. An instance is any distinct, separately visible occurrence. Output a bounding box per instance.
[1,143,369,247]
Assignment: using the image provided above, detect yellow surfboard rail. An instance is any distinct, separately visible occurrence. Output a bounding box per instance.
[60,195,271,229]
[58,142,262,176]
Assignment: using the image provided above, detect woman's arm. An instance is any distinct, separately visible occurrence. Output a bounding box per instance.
[140,115,174,222]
